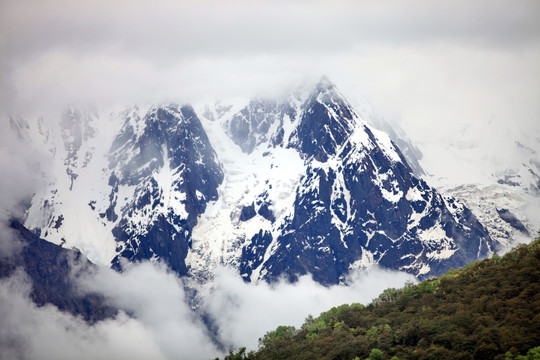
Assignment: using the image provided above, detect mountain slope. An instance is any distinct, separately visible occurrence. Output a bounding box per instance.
[106,104,224,275]
[231,235,540,360]
[22,104,224,277]
[0,220,116,323]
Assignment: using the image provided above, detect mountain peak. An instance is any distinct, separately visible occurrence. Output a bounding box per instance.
[289,77,356,161]
[315,75,335,92]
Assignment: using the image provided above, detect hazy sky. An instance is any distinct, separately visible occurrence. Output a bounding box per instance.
[1,0,540,182]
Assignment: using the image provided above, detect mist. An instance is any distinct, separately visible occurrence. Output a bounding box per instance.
[0,259,415,359]
[203,266,415,351]
[79,261,219,359]
[0,270,166,360]
[0,117,48,257]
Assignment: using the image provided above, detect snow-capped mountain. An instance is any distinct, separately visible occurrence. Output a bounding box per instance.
[16,78,500,287]
[191,78,494,284]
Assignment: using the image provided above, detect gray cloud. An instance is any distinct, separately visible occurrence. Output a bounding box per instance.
[1,0,539,142]
[2,0,539,62]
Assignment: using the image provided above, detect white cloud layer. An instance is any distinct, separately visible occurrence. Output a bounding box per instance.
[80,261,219,359]
[0,261,415,359]
[0,270,166,360]
[203,266,415,350]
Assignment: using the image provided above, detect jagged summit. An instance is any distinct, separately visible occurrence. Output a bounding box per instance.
[105,104,224,275]
[290,78,356,162]
[315,75,334,90]
[218,77,357,162]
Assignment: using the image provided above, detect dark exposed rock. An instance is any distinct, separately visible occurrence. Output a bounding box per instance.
[288,79,355,162]
[497,208,530,235]
[226,99,296,154]
[0,220,117,323]
[240,204,257,222]
[257,203,275,223]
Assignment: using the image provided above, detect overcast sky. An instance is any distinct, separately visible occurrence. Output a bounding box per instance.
[1,0,540,183]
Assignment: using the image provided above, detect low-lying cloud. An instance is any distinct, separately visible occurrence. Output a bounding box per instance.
[79,261,219,359]
[0,119,48,257]
[203,265,415,350]
[0,260,415,359]
[0,270,165,360]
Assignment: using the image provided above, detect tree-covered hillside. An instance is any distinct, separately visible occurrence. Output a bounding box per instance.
[224,235,540,360]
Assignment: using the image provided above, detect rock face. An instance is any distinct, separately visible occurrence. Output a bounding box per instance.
[20,78,496,287]
[226,98,295,154]
[105,104,224,275]
[0,220,116,323]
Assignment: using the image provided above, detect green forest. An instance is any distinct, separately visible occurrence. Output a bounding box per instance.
[223,235,540,360]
